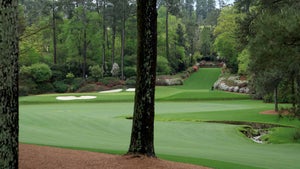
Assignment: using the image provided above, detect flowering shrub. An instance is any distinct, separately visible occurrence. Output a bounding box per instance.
[111,63,120,77]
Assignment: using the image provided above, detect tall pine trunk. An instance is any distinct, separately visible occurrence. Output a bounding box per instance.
[0,1,19,168]
[166,8,169,61]
[128,0,157,157]
[52,0,57,64]
[102,0,106,72]
[274,86,278,112]
[121,0,126,80]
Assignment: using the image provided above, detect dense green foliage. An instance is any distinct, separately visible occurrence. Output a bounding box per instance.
[212,0,300,114]
[234,0,300,115]
[19,0,229,95]
[19,0,299,113]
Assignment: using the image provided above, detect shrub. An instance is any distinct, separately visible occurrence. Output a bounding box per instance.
[77,84,98,93]
[111,63,120,77]
[30,63,52,82]
[125,76,136,88]
[66,72,75,79]
[51,64,67,81]
[20,66,31,78]
[157,55,171,75]
[99,77,122,87]
[19,76,37,95]
[65,72,75,84]
[71,78,85,91]
[89,65,103,81]
[36,82,54,94]
[54,81,68,93]
[19,86,29,96]
[124,67,136,78]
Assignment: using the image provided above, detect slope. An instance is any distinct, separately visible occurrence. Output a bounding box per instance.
[179,68,221,90]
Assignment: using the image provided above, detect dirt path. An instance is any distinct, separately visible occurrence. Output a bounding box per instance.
[19,144,211,169]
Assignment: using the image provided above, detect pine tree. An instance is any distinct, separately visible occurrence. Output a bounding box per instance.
[127,0,157,157]
[0,0,19,168]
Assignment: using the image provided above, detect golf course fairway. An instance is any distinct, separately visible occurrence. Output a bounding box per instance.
[19,68,300,169]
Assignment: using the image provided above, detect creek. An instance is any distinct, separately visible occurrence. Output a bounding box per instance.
[206,121,290,144]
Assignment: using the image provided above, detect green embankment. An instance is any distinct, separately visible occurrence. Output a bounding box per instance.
[179,68,221,90]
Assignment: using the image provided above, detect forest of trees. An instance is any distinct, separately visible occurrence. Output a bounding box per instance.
[19,0,300,114]
[19,0,228,95]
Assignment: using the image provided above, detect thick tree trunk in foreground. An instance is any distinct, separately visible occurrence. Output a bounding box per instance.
[0,0,19,168]
[127,0,157,157]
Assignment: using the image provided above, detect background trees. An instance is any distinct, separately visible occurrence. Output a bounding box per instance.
[213,6,240,73]
[234,0,300,113]
[19,0,229,95]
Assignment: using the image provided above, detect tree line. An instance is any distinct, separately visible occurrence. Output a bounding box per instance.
[19,0,300,114]
[18,0,229,94]
[215,0,300,114]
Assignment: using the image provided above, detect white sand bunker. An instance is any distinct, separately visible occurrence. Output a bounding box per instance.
[99,89,123,93]
[56,96,97,101]
[126,88,135,92]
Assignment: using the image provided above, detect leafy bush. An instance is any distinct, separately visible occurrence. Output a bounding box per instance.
[36,82,54,93]
[19,73,37,95]
[124,66,136,78]
[157,55,171,75]
[19,85,30,96]
[30,63,52,82]
[77,84,98,93]
[54,81,68,93]
[89,65,103,81]
[125,76,136,88]
[20,66,31,78]
[70,78,85,91]
[66,72,75,79]
[64,72,75,84]
[99,77,123,87]
[51,64,67,81]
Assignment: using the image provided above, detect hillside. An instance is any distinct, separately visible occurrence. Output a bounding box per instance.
[180,68,221,90]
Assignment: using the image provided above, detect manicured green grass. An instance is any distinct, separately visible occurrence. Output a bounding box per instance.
[178,68,221,89]
[19,68,300,169]
[20,102,300,169]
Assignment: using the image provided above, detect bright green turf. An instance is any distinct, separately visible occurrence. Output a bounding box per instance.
[20,102,300,169]
[19,68,300,169]
[178,68,221,89]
